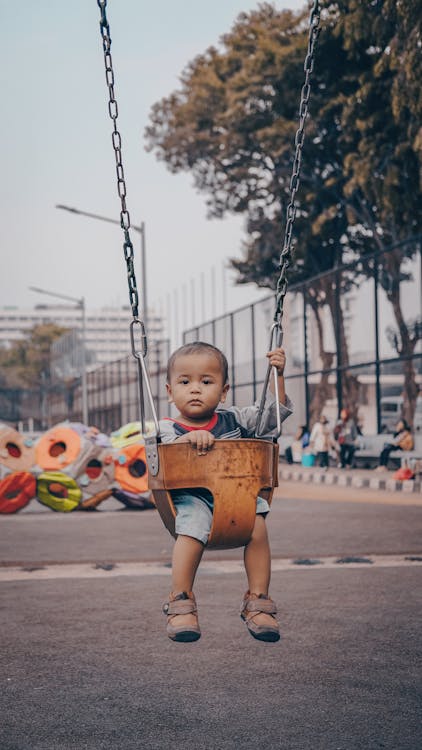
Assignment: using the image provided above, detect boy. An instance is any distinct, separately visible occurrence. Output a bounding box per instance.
[160,341,292,643]
[309,415,333,470]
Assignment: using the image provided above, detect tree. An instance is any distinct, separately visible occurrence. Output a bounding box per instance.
[145,3,358,416]
[0,323,68,389]
[145,1,422,425]
[330,0,422,425]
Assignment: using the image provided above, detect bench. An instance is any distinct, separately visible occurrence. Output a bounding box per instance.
[278,433,422,473]
[354,434,422,471]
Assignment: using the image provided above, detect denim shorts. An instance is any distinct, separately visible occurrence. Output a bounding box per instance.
[172,490,270,545]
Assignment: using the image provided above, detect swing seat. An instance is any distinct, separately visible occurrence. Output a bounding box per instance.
[147,439,279,549]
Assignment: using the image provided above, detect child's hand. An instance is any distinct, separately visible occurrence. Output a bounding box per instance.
[181,430,215,455]
[266,347,286,375]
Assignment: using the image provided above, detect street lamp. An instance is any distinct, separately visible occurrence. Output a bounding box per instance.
[55,204,148,332]
[29,286,88,425]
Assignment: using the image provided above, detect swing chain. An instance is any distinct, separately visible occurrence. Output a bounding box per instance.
[96,0,139,321]
[255,1,320,437]
[96,0,161,440]
[274,0,321,327]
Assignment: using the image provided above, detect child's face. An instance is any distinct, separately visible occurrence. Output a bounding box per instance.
[166,352,229,422]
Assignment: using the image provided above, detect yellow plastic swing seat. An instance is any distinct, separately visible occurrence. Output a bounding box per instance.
[148,439,279,550]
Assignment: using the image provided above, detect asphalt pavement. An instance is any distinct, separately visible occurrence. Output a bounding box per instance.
[1,484,421,750]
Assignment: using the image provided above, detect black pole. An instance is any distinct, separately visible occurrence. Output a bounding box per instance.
[251,304,257,402]
[334,264,343,416]
[230,313,236,404]
[303,290,310,426]
[373,259,382,433]
[156,340,161,420]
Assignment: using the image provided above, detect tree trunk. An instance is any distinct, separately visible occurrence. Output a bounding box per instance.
[384,249,419,428]
[324,277,360,420]
[306,291,334,426]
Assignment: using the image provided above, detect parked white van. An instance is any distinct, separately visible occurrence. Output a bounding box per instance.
[380,396,422,433]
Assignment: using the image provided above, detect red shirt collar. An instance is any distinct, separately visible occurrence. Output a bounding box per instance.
[164,412,218,432]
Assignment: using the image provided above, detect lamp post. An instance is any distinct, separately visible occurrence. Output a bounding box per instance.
[56,204,148,332]
[29,286,88,425]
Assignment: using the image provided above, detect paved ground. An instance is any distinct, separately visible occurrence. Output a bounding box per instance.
[2,483,422,565]
[1,486,421,750]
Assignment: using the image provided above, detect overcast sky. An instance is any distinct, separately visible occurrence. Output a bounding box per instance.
[0,0,306,335]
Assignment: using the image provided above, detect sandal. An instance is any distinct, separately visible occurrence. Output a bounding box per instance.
[163,591,201,642]
[240,592,280,642]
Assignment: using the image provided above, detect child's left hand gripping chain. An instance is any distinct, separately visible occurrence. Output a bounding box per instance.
[186,430,215,456]
[266,347,286,375]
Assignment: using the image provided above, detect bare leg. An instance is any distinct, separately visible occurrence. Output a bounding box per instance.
[243,515,275,628]
[170,534,204,628]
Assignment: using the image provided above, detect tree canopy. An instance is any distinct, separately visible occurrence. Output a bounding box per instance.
[0,324,67,389]
[145,0,422,423]
[145,1,421,285]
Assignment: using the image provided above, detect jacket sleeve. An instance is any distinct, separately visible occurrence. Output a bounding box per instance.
[226,394,293,438]
[158,420,178,444]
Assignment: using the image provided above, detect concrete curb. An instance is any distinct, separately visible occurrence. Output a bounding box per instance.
[1,553,422,582]
[279,465,422,494]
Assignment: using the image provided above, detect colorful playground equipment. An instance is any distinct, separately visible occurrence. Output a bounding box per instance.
[78,449,115,498]
[0,471,36,514]
[36,471,82,512]
[112,441,154,510]
[0,421,155,514]
[110,422,145,449]
[0,423,36,473]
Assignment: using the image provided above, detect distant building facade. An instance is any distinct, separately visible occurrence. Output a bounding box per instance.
[0,304,163,370]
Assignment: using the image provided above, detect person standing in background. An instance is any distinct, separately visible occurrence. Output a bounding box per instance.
[309,415,333,469]
[334,408,358,469]
[285,425,310,465]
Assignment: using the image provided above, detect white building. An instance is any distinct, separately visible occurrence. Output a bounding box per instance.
[0,304,164,369]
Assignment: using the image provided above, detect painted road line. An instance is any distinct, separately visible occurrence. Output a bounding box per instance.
[0,554,421,582]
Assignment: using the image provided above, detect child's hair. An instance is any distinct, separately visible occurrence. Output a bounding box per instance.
[166,342,229,384]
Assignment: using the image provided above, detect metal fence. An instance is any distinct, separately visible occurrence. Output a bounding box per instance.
[184,240,422,436]
[47,339,171,434]
[1,341,171,433]
[1,241,420,436]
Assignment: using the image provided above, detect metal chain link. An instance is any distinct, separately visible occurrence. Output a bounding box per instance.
[255,0,321,436]
[97,0,140,321]
[274,0,321,326]
[96,0,161,439]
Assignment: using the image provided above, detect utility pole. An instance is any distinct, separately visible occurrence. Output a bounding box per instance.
[29,286,88,424]
[56,204,148,331]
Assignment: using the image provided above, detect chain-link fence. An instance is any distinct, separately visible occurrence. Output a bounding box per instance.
[1,242,420,435]
[184,240,422,437]
[0,339,169,432]
[47,339,170,433]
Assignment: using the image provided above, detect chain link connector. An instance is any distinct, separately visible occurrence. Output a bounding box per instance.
[255,322,284,438]
[130,317,147,360]
[112,130,121,149]
[129,320,161,448]
[120,210,130,230]
[97,0,108,29]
